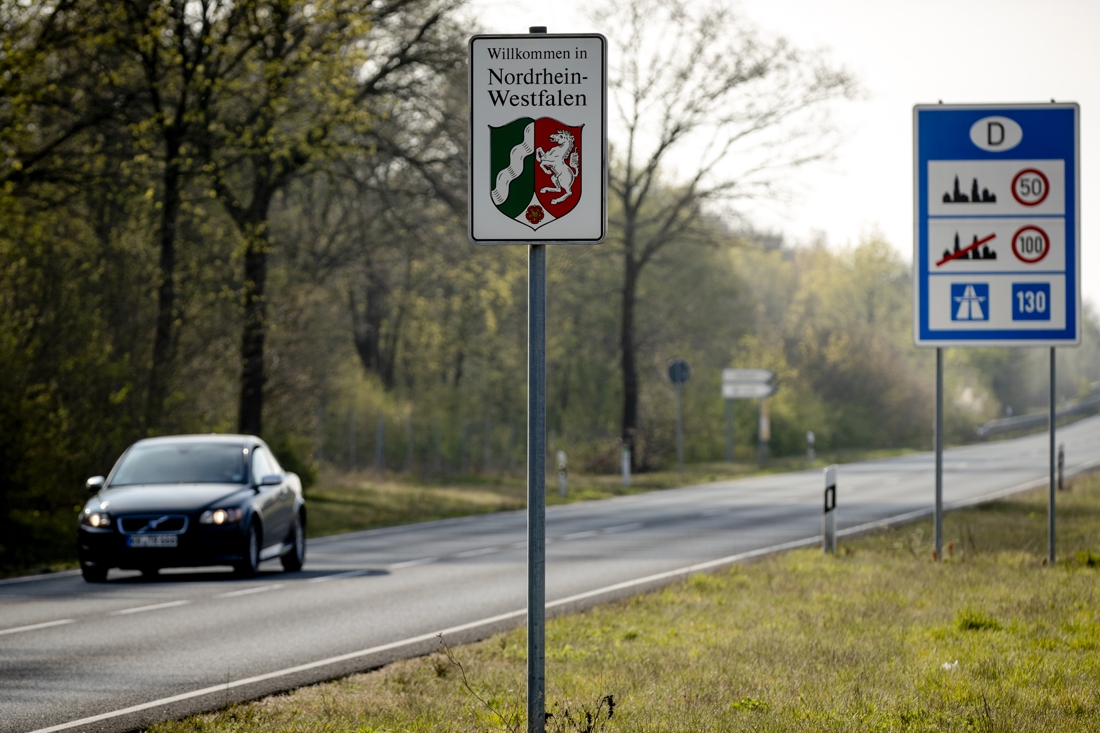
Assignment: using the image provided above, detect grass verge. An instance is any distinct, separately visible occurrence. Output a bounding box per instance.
[306,447,914,538]
[154,471,1100,732]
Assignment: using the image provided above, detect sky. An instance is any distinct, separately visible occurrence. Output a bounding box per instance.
[466,0,1100,310]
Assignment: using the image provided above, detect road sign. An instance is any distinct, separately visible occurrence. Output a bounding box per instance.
[468,34,607,244]
[722,368,775,384]
[913,103,1080,346]
[668,360,691,384]
[722,382,776,399]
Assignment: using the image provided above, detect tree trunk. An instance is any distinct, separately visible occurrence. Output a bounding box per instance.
[238,223,270,437]
[620,256,639,469]
[145,137,182,432]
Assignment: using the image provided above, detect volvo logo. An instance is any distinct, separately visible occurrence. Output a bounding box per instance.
[138,515,170,534]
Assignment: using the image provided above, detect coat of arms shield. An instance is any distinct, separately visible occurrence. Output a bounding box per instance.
[489,117,583,230]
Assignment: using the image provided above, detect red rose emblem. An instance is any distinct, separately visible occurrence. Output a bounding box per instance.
[525,205,545,225]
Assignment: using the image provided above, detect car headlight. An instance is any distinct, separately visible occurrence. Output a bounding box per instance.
[200,507,244,525]
[81,511,112,529]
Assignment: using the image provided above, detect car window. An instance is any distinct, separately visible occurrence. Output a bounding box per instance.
[110,444,247,486]
[251,447,276,483]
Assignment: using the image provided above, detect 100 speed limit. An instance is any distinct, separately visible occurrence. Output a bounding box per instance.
[1011,225,1049,263]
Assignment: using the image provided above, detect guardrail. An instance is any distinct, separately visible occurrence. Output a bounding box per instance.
[976,388,1100,439]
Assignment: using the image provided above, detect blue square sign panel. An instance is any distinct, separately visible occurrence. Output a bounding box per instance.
[913,103,1080,346]
[950,283,989,321]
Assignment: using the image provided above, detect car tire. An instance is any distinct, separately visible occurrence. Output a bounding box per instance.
[81,565,108,583]
[280,513,306,572]
[234,522,260,577]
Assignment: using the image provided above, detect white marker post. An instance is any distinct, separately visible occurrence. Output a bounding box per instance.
[823,464,838,554]
[468,29,606,733]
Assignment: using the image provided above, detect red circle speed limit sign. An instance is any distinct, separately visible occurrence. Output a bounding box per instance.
[1011,168,1050,206]
[1011,225,1050,263]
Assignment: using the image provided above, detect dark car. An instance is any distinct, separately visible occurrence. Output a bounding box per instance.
[78,435,306,583]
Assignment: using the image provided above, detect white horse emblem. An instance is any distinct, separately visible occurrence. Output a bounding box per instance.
[535,130,579,205]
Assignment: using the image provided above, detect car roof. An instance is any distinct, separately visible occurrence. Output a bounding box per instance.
[130,434,261,449]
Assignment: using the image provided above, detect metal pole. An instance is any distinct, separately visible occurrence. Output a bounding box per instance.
[675,382,684,476]
[934,347,943,562]
[316,402,324,466]
[348,405,356,472]
[434,416,442,473]
[725,398,734,462]
[1049,347,1056,564]
[406,411,414,472]
[485,417,493,473]
[375,415,385,472]
[527,242,546,733]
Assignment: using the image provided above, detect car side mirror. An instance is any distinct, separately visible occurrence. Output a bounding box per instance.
[86,476,105,493]
[259,473,283,486]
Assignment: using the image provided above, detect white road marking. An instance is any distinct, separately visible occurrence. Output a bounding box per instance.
[561,530,597,540]
[0,619,75,636]
[307,570,368,583]
[111,600,191,616]
[510,541,526,549]
[602,522,643,533]
[215,584,283,598]
[454,547,498,559]
[0,569,82,587]
[390,557,439,569]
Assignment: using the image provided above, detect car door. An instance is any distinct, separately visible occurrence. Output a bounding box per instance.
[251,446,290,548]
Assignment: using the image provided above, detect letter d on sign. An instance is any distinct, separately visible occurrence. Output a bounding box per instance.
[987,121,1004,146]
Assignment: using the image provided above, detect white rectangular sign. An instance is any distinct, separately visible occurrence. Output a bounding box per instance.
[722,369,776,384]
[722,383,776,399]
[468,34,607,245]
[913,103,1080,346]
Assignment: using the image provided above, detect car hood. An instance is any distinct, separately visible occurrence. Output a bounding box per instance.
[94,484,252,514]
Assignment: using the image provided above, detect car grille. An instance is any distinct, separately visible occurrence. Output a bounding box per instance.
[118,515,189,534]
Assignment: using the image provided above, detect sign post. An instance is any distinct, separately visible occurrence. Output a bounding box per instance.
[469,28,606,733]
[914,103,1080,563]
[721,369,776,463]
[668,360,691,475]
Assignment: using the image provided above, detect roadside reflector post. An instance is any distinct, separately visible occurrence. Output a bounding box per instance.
[621,444,631,487]
[806,430,815,463]
[556,450,567,498]
[823,464,838,554]
[1058,443,1065,491]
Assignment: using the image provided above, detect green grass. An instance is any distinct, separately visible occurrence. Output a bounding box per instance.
[306,447,914,538]
[152,471,1100,733]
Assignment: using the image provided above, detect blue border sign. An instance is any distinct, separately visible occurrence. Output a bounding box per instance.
[913,103,1080,346]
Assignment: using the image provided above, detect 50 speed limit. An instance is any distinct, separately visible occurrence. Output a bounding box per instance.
[1012,225,1049,263]
[1012,168,1049,206]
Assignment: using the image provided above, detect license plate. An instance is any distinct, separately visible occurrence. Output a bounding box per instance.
[127,534,178,548]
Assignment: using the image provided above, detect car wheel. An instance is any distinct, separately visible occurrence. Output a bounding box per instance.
[81,565,108,583]
[280,513,306,572]
[234,522,260,577]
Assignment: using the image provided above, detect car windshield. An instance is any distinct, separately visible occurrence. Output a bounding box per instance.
[110,443,247,486]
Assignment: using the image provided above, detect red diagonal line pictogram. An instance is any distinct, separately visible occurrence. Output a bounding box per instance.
[936,232,996,267]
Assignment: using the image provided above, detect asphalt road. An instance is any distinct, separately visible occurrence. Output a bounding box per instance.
[3,415,1100,733]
